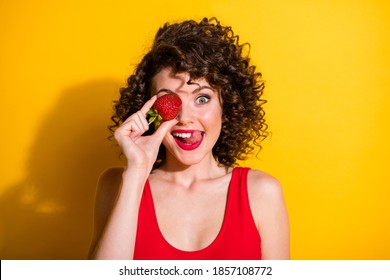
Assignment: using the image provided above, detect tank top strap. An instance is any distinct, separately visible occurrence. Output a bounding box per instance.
[135,180,162,246]
[227,167,253,222]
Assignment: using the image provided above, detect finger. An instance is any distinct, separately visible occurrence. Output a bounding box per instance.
[140,95,158,116]
[152,118,178,143]
[127,120,144,140]
[134,110,149,132]
[121,110,149,134]
[116,119,142,141]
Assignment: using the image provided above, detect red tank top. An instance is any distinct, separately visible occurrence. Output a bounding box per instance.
[133,167,261,259]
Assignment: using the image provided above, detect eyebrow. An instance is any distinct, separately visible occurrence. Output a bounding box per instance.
[156,86,216,95]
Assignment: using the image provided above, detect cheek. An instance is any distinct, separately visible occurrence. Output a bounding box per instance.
[201,108,222,129]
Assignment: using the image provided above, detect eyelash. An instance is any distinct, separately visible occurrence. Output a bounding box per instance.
[195,95,210,104]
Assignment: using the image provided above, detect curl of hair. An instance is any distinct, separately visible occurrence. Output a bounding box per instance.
[110,17,268,168]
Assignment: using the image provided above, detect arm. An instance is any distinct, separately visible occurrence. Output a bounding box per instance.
[88,167,148,259]
[248,170,290,260]
[88,96,177,259]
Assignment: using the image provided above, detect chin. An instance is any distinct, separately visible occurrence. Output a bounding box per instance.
[170,153,208,167]
[163,136,216,167]
[164,145,213,167]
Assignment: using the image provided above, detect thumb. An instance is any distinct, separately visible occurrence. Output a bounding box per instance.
[152,119,178,143]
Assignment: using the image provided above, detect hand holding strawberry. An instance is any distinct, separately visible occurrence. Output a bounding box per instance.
[147,93,182,128]
[114,95,178,172]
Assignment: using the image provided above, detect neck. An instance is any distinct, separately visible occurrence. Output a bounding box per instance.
[155,154,229,186]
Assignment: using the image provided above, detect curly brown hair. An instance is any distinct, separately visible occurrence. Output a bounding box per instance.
[110,17,268,168]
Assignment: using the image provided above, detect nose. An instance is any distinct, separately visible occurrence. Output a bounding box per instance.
[176,99,193,125]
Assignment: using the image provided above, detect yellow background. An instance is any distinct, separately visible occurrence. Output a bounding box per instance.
[1,0,389,259]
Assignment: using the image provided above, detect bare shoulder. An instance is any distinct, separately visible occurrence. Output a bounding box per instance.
[247,169,290,259]
[247,169,284,202]
[95,167,124,217]
[98,167,124,189]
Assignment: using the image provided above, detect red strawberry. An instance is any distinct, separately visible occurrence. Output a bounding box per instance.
[147,93,182,127]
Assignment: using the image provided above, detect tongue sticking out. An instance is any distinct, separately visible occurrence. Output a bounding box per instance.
[179,131,203,145]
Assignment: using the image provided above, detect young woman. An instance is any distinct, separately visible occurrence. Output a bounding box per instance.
[88,17,289,260]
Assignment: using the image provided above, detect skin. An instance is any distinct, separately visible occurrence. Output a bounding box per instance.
[88,68,290,259]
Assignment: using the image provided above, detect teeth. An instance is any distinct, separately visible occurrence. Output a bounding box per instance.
[173,132,192,138]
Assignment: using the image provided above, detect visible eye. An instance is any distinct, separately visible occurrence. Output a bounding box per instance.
[195,95,210,104]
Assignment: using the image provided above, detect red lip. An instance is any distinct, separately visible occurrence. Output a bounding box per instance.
[171,129,204,151]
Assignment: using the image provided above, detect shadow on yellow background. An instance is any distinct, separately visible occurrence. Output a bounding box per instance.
[0,80,122,259]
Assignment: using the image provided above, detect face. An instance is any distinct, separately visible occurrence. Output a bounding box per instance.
[152,68,223,167]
